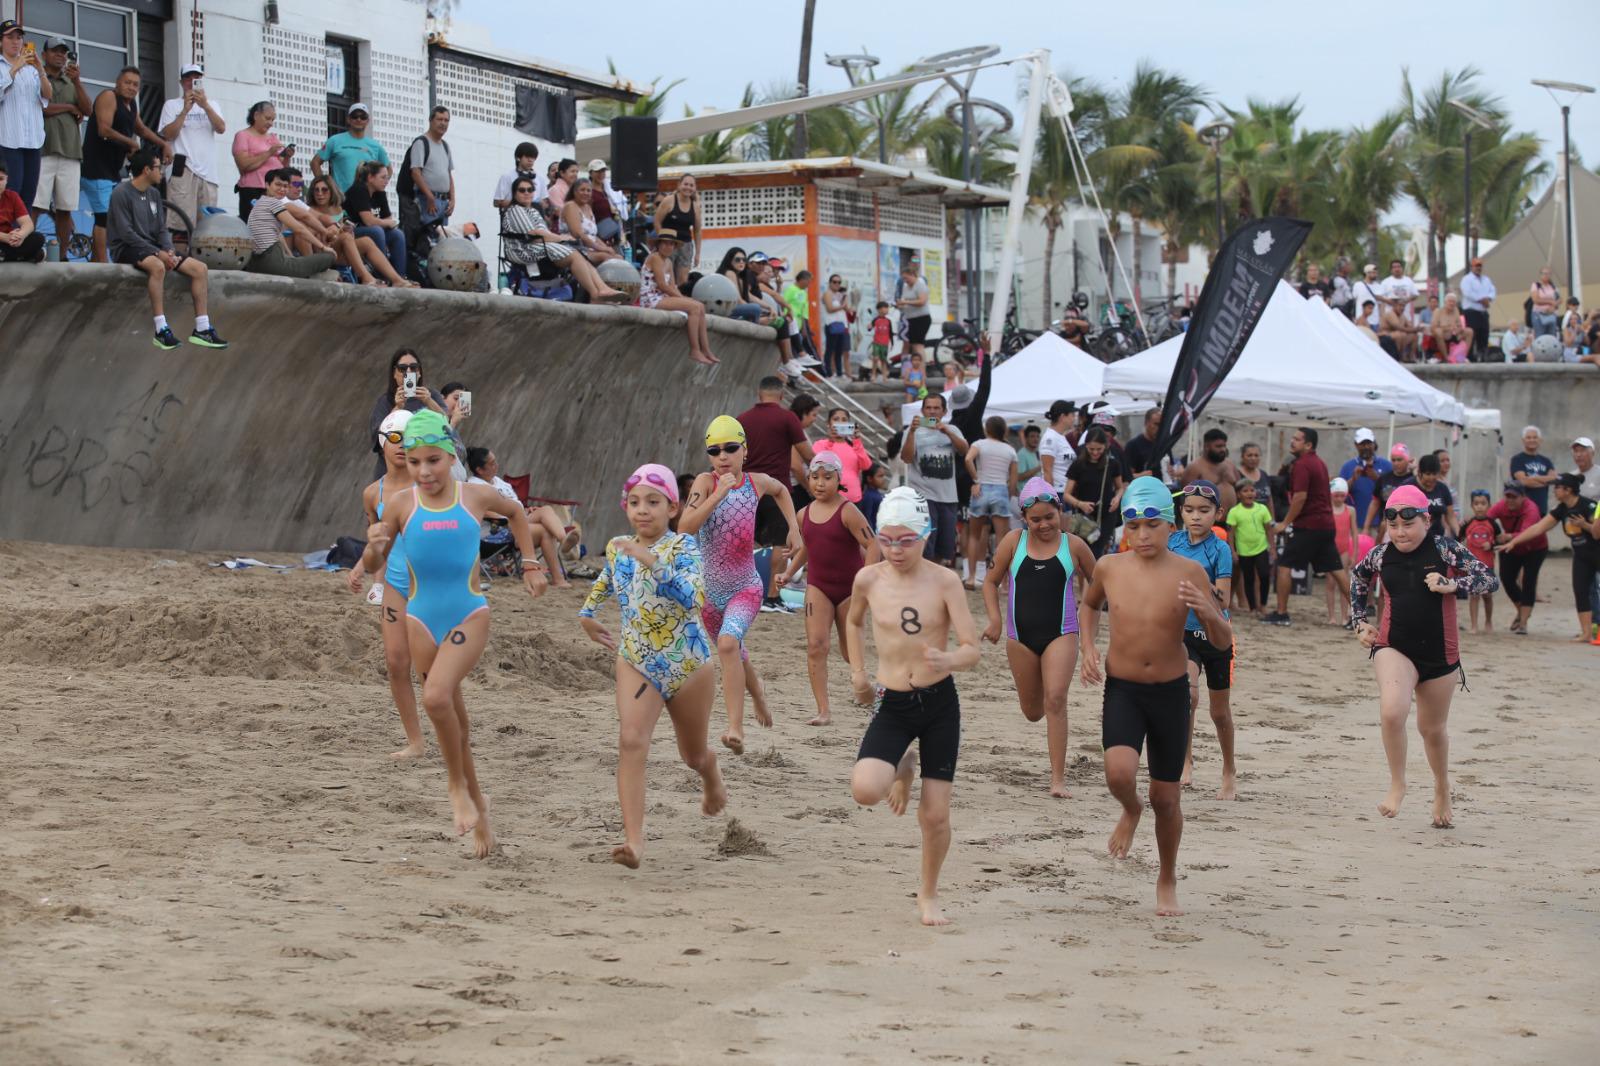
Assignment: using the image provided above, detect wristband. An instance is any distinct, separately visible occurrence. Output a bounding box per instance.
[520,559,546,571]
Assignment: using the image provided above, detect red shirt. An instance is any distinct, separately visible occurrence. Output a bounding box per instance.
[1487,497,1546,554]
[1288,450,1333,530]
[871,315,892,345]
[0,189,27,233]
[1460,515,1500,567]
[736,402,806,486]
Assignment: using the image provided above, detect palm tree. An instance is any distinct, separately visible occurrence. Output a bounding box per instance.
[1321,112,1408,264]
[582,60,683,129]
[793,0,817,157]
[661,103,745,166]
[1136,122,1207,301]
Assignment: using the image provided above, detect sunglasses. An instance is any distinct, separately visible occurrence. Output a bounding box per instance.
[349,114,368,121]
[379,430,404,445]
[1122,505,1171,521]
[1383,506,1426,522]
[291,180,304,187]
[622,471,674,507]
[402,432,452,449]
[705,443,743,456]
[1020,491,1060,511]
[1180,484,1218,500]
[876,533,923,550]
[396,363,420,371]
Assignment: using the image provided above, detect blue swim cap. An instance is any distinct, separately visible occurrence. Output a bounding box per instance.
[1121,475,1175,523]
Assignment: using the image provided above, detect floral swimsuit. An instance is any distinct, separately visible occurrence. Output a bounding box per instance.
[580,532,710,699]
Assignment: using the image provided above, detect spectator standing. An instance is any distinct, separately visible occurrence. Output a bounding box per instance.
[1560,297,1584,362]
[819,273,850,378]
[546,157,578,213]
[492,142,544,210]
[1488,481,1546,635]
[1510,426,1557,515]
[1352,264,1382,331]
[1337,427,1391,531]
[653,173,701,286]
[158,64,224,247]
[738,376,814,611]
[1329,257,1355,318]
[0,159,45,261]
[108,148,225,349]
[311,103,387,202]
[1038,400,1077,494]
[1498,473,1600,641]
[1528,267,1560,338]
[1266,427,1348,626]
[895,262,933,366]
[1298,262,1330,301]
[82,67,166,263]
[782,269,817,365]
[1123,406,1164,479]
[368,348,449,477]
[402,105,454,233]
[1180,428,1242,514]
[345,162,405,279]
[1063,427,1125,557]
[0,19,50,209]
[1459,256,1495,358]
[230,101,291,221]
[31,40,87,251]
[1571,436,1600,500]
[1017,424,1042,479]
[1378,259,1417,317]
[900,392,968,566]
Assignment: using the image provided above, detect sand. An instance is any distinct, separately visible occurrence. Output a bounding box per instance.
[1,537,1597,1064]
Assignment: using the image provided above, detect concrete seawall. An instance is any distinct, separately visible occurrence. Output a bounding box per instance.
[0,264,777,553]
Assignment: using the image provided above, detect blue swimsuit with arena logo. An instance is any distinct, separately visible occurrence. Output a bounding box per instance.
[400,483,488,643]
[377,475,410,597]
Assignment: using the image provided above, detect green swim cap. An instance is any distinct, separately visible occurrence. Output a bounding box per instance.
[402,409,456,455]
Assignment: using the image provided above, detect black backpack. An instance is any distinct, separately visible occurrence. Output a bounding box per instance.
[396,136,453,198]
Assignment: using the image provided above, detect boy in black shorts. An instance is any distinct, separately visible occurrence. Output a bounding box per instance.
[1168,481,1238,799]
[1079,477,1233,916]
[848,488,982,927]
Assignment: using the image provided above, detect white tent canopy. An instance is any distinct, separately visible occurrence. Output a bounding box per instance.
[1101,281,1467,429]
[901,331,1105,426]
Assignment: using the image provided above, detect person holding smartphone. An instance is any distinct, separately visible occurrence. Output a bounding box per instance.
[158,64,225,249]
[813,407,873,503]
[369,348,448,479]
[0,19,53,209]
[900,393,969,567]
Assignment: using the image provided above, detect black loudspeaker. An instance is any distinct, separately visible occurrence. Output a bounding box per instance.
[611,117,659,192]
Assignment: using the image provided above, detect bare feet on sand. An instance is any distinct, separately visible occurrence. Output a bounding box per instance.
[887,756,915,816]
[1378,784,1406,818]
[751,687,773,729]
[1156,875,1184,917]
[702,762,728,817]
[721,731,744,755]
[1431,787,1453,829]
[1217,770,1238,801]
[806,713,831,726]
[471,796,496,859]
[611,842,642,869]
[1049,780,1072,799]
[390,740,425,761]
[918,894,950,927]
[449,783,480,837]
[1108,806,1141,859]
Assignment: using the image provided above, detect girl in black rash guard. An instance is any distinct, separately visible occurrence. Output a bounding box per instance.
[1349,486,1498,830]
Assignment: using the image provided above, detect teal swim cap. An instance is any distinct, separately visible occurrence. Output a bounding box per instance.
[1121,475,1174,523]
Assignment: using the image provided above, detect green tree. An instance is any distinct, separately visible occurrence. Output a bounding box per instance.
[582,60,682,129]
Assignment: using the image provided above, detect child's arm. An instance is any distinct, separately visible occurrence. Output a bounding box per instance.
[1440,538,1500,598]
[928,569,983,674]
[981,530,1018,642]
[577,540,619,648]
[1182,560,1233,650]
[1077,565,1108,684]
[349,482,379,594]
[361,495,405,576]
[840,503,881,564]
[675,472,726,535]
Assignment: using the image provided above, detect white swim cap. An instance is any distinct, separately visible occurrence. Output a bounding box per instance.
[1329,476,1349,494]
[877,486,930,536]
[378,409,413,442]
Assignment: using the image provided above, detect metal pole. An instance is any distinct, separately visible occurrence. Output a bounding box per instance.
[878,114,887,163]
[1463,129,1472,263]
[1213,149,1224,250]
[1562,104,1574,296]
[962,92,975,324]
[985,51,1048,342]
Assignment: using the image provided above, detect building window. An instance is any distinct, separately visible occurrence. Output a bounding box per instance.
[325,36,360,133]
[699,185,805,229]
[817,184,874,230]
[20,0,135,99]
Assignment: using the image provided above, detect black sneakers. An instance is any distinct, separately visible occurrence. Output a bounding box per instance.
[189,327,229,349]
[1261,611,1292,626]
[153,326,180,350]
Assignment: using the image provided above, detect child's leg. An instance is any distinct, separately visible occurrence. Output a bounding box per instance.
[1148,779,1184,916]
[1209,687,1236,800]
[1325,571,1338,622]
[802,586,835,725]
[851,751,914,810]
[1469,593,1481,631]
[1414,672,1456,828]
[916,779,953,926]
[1481,593,1493,630]
[1040,637,1078,797]
[380,586,426,759]
[1104,745,1143,858]
[715,631,747,752]
[1241,555,1260,612]
[665,665,726,816]
[409,613,492,849]
[1181,660,1201,786]
[1373,648,1418,818]
[612,658,667,868]
[833,598,852,666]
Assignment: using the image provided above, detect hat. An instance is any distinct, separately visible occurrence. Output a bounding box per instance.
[377,409,413,441]
[808,451,843,475]
[1503,479,1524,494]
[1362,263,1377,274]
[950,385,975,411]
[347,102,371,117]
[1555,472,1583,493]
[1387,485,1430,511]
[0,20,23,37]
[1330,477,1349,494]
[747,251,769,264]
[401,410,455,455]
[1574,436,1595,450]
[877,487,930,537]
[1093,411,1116,427]
[586,158,608,172]
[44,37,69,51]
[704,415,746,447]
[653,227,684,245]
[1353,427,1376,444]
[621,463,678,510]
[1389,442,1410,460]
[179,63,204,77]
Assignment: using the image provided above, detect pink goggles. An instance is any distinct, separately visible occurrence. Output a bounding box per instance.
[621,463,679,510]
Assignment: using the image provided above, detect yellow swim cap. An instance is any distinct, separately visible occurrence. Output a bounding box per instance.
[705,415,747,447]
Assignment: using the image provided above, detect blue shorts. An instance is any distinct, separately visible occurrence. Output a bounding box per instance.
[969,484,1010,517]
[81,178,115,214]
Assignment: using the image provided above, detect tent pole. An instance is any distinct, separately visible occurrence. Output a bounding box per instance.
[1387,413,1395,456]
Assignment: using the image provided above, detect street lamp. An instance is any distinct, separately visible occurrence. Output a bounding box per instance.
[825,50,884,163]
[1532,78,1596,299]
[1447,98,1494,263]
[1198,120,1234,252]
[912,45,1001,325]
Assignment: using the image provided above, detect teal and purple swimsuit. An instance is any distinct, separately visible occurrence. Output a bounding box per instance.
[1005,530,1079,656]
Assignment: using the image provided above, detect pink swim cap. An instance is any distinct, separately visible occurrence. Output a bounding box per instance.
[1019,476,1059,506]
[1386,484,1429,511]
[622,463,679,510]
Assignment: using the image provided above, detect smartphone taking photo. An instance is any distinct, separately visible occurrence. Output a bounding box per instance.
[403,370,418,399]
[457,391,472,417]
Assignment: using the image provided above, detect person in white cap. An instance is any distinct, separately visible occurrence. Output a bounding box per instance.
[847,486,981,927]
[312,103,390,200]
[1573,437,1600,499]
[1338,427,1392,531]
[348,408,428,761]
[158,63,224,248]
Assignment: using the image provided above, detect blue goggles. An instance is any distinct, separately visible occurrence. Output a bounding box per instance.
[1122,505,1173,522]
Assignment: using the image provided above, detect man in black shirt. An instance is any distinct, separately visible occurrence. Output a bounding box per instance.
[1124,406,1165,479]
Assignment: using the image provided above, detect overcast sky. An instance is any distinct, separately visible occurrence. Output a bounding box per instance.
[458,0,1600,223]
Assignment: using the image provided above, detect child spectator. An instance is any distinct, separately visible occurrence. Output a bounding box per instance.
[860,464,888,530]
[869,301,893,382]
[904,351,927,404]
[0,160,45,262]
[1460,490,1501,632]
[1226,477,1273,619]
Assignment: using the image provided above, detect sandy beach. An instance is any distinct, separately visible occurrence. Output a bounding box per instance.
[2,537,1597,1064]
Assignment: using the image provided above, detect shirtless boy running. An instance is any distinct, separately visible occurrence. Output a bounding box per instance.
[1078,476,1233,916]
[848,487,982,927]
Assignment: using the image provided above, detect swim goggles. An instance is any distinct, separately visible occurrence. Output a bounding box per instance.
[1019,488,1060,510]
[706,443,743,456]
[1382,506,1426,522]
[379,430,404,445]
[1121,504,1172,521]
[876,532,924,550]
[1179,483,1218,500]
[402,431,452,449]
[621,470,675,508]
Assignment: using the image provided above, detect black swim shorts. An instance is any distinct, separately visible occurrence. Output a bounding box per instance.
[857,675,961,781]
[1280,527,1343,574]
[1184,630,1234,691]
[1101,674,1190,783]
[754,494,790,548]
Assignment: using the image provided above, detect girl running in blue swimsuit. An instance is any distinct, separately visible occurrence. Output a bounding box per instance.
[363,410,548,858]
[350,409,427,760]
[981,477,1097,797]
[579,464,728,869]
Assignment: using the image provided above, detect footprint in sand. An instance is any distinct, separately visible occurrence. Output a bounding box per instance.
[1155,931,1203,944]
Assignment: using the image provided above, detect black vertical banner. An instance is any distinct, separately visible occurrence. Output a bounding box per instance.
[1150,217,1313,461]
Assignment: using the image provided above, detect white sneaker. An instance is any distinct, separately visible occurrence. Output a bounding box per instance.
[781,360,809,379]
[366,581,384,605]
[796,354,823,367]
